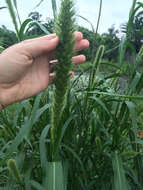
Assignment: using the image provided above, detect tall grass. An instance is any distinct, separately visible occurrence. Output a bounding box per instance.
[1,0,143,189]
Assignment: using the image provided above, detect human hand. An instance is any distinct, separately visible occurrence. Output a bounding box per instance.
[0,32,89,109]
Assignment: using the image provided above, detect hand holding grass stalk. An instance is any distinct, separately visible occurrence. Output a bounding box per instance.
[0,32,89,109]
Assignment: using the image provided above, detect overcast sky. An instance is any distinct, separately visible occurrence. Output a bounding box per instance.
[0,0,133,34]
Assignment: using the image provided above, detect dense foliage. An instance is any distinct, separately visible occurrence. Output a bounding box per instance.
[101,26,120,61]
[0,26,17,48]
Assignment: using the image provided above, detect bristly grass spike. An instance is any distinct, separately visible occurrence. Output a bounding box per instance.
[50,0,76,161]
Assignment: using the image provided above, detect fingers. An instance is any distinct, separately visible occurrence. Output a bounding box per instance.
[22,33,57,43]
[27,31,82,43]
[49,55,86,73]
[72,55,86,64]
[23,31,81,46]
[23,31,82,43]
[74,31,83,41]
[48,38,89,61]
[49,55,86,69]
[74,39,89,51]
[50,32,89,55]
[74,32,89,51]
[22,31,89,58]
[24,36,59,58]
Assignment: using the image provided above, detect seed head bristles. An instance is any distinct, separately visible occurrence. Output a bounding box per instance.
[50,0,75,160]
[7,159,23,185]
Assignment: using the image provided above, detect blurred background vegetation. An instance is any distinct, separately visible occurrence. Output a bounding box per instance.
[1,9,143,73]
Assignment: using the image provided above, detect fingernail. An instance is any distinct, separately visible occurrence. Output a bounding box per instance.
[51,37,59,42]
[49,33,56,39]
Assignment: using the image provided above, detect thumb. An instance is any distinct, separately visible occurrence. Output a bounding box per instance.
[25,36,59,58]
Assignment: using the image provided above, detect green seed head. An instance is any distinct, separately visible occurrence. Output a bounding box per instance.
[50,0,76,160]
[96,136,102,153]
[7,159,23,185]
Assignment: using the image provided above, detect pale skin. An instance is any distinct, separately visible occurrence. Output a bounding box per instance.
[0,32,89,109]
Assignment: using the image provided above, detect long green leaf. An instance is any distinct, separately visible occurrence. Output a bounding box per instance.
[118,36,127,66]
[0,6,7,10]
[44,161,65,190]
[51,0,57,20]
[89,96,110,115]
[34,0,45,8]
[61,143,87,181]
[34,104,50,124]
[30,180,45,190]
[112,152,128,190]
[95,0,102,35]
[13,0,21,25]
[6,93,43,156]
[126,101,138,143]
[40,125,50,174]
[5,0,19,40]
[127,72,141,95]
[89,91,143,100]
[77,15,95,33]
[12,100,30,126]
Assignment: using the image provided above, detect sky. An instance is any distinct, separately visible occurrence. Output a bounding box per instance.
[0,0,133,34]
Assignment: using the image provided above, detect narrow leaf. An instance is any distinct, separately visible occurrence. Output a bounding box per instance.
[44,162,65,190]
[112,152,128,190]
